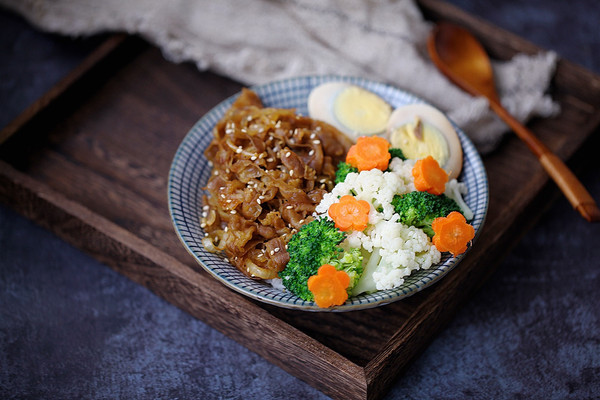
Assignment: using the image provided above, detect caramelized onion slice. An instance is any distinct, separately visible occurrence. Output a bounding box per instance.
[200,88,352,279]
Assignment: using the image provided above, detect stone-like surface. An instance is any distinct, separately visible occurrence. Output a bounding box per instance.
[1,1,599,399]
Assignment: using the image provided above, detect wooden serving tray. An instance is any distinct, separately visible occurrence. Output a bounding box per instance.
[1,1,599,398]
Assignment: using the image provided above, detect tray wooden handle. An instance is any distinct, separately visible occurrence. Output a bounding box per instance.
[490,99,600,222]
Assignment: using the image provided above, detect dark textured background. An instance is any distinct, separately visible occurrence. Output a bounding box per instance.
[1,1,599,399]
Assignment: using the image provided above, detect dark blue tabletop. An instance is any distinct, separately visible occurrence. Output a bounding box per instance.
[1,1,599,399]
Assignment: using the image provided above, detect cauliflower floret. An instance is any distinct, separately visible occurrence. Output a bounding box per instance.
[353,218,441,293]
[445,178,474,220]
[388,157,416,185]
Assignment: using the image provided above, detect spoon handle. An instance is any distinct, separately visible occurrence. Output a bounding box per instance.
[489,99,600,222]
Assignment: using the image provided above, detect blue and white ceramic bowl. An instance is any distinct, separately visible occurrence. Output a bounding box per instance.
[168,75,488,312]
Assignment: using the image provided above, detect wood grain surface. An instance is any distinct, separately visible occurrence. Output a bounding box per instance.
[1,1,599,399]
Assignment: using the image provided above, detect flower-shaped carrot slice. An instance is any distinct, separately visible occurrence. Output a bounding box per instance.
[346,136,391,171]
[307,264,350,308]
[328,195,370,231]
[432,211,475,256]
[412,155,449,195]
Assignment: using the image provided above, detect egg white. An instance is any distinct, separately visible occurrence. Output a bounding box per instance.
[388,104,463,179]
[308,82,391,140]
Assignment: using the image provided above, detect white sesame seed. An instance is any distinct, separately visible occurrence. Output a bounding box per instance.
[308,149,315,156]
[274,247,280,253]
[220,194,226,198]
[226,199,232,203]
[251,155,257,161]
[313,140,320,144]
[310,133,316,139]
[299,219,305,224]
[269,250,274,256]
[267,157,274,162]
[202,211,208,218]
[285,151,291,157]
[230,210,237,214]
[203,205,209,210]
[256,199,261,204]
[201,222,206,228]
[236,147,243,154]
[224,226,228,232]
[289,170,294,176]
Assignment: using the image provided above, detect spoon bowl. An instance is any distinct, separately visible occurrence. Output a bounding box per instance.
[428,23,498,102]
[428,22,600,222]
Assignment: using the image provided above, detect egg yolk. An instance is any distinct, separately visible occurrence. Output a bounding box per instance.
[333,86,391,135]
[390,118,450,167]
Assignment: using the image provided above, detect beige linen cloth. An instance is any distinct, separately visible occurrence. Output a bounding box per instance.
[2,0,559,153]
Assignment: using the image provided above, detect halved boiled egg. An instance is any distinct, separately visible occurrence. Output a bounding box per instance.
[387,104,463,179]
[308,82,392,140]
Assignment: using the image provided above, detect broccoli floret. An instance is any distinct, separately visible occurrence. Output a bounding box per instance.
[329,247,364,289]
[388,147,406,160]
[335,161,358,184]
[391,191,462,237]
[279,218,364,301]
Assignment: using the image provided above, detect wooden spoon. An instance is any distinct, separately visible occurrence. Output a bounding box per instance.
[428,22,600,222]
